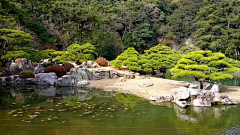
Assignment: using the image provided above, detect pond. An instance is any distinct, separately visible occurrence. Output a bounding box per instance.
[0,85,239,135]
[165,70,240,86]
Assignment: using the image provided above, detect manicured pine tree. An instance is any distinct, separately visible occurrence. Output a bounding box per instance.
[170,50,238,82]
[110,47,141,71]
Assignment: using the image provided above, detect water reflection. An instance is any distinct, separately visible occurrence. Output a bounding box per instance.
[0,85,239,135]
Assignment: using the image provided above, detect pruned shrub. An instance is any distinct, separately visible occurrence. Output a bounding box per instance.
[19,70,35,78]
[44,65,67,77]
[95,57,108,67]
[62,62,74,71]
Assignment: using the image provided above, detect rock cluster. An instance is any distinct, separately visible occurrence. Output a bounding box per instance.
[93,68,124,80]
[150,81,238,107]
[0,58,45,77]
[70,67,124,80]
[79,61,100,68]
[0,58,34,76]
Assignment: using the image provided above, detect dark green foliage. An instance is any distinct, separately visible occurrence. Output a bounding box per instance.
[95,57,108,67]
[170,50,238,81]
[19,70,35,78]
[194,0,240,58]
[62,63,74,72]
[44,65,67,77]
[178,45,200,54]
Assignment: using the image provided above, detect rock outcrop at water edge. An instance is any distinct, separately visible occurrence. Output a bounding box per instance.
[36,73,58,85]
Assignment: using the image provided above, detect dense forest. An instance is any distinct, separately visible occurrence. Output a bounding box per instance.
[0,0,240,64]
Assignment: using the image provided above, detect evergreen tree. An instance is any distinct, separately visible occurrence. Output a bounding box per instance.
[110,47,141,71]
[170,50,238,81]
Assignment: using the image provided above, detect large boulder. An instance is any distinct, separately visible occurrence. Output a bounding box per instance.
[191,92,212,107]
[70,68,93,80]
[56,75,78,87]
[36,73,58,85]
[9,63,23,75]
[15,58,34,71]
[173,87,190,107]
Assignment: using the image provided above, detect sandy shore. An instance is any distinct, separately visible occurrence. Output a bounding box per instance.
[86,75,240,102]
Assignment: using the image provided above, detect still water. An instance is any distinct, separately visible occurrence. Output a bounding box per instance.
[0,85,239,135]
[165,70,240,86]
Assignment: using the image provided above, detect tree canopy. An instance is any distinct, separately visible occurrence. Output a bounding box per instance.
[170,50,238,81]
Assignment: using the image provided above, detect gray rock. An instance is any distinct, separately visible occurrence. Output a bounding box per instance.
[191,92,212,107]
[57,75,78,87]
[77,80,90,87]
[36,73,58,85]
[70,68,93,80]
[189,81,201,89]
[9,63,22,75]
[139,83,153,87]
[124,74,135,79]
[16,78,36,84]
[34,64,45,74]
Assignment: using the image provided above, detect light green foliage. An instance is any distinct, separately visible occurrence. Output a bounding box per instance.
[143,44,181,73]
[55,43,97,62]
[0,28,32,45]
[224,58,240,68]
[1,51,28,60]
[110,47,141,71]
[170,50,238,81]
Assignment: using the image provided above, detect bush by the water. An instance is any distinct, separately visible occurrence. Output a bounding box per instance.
[44,65,67,77]
[19,70,35,78]
[62,62,74,71]
[96,57,108,66]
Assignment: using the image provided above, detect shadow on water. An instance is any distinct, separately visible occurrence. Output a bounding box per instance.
[0,85,239,135]
[165,70,240,86]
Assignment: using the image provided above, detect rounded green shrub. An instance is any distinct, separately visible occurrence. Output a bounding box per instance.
[62,62,74,72]
[44,65,67,77]
[95,57,108,67]
[19,70,35,78]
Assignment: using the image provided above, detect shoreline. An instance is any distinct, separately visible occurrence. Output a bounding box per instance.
[85,76,240,103]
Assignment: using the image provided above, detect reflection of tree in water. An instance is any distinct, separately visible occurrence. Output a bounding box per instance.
[116,93,146,108]
[170,104,238,135]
